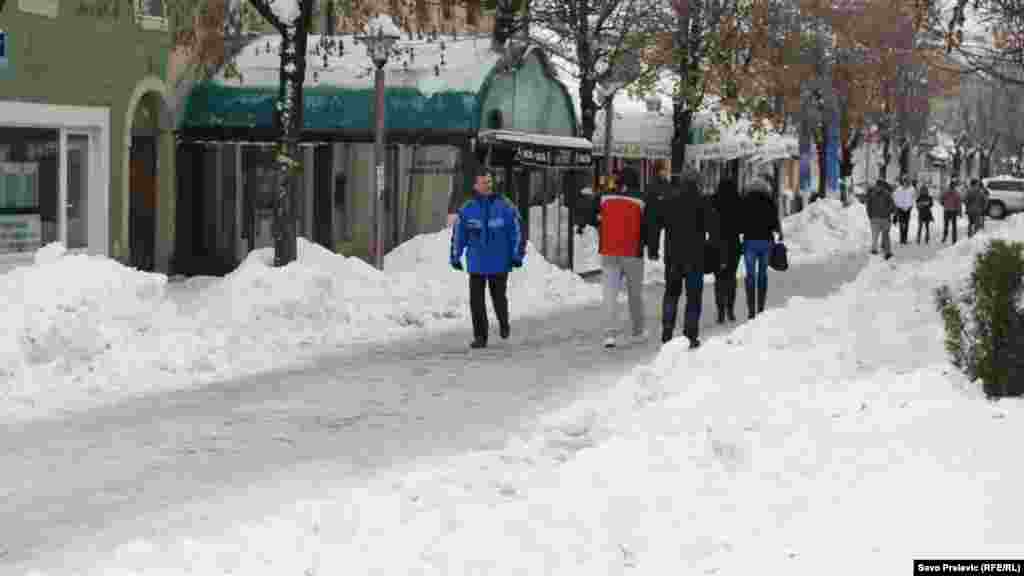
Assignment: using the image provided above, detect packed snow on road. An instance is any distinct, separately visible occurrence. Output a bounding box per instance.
[15,212,1023,575]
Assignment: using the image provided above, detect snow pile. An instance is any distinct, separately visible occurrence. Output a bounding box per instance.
[72,219,1024,576]
[781,198,872,261]
[385,230,601,317]
[0,244,168,383]
[2,231,602,421]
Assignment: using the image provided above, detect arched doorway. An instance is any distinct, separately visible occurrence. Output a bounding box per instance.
[128,91,165,271]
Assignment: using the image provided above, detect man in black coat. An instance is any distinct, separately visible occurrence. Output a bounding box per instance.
[649,168,720,349]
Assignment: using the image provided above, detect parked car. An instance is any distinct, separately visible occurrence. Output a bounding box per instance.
[981,176,1024,219]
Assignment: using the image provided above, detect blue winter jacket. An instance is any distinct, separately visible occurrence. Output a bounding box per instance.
[450,193,524,274]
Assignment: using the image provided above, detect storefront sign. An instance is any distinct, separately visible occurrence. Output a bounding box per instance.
[594,141,672,160]
[513,144,591,168]
[0,214,42,253]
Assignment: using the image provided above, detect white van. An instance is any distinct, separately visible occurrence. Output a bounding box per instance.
[981,176,1024,219]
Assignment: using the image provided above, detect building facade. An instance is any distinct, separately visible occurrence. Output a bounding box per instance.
[0,0,174,272]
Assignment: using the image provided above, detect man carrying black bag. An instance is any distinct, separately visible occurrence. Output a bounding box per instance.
[649,167,720,349]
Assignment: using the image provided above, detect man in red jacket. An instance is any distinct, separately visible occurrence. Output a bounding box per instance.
[596,166,658,348]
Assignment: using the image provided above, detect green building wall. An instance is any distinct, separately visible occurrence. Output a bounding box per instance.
[0,0,172,264]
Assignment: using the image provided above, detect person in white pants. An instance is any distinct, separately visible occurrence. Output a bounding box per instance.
[593,166,657,348]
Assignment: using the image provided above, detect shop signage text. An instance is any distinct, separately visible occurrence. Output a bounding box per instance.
[513,144,592,168]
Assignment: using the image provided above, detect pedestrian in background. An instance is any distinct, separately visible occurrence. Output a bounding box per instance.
[741,176,783,318]
[650,168,718,348]
[596,166,655,348]
[450,168,524,349]
[942,179,963,244]
[965,179,987,238]
[915,185,935,244]
[711,177,742,324]
[893,176,915,245]
[866,178,895,259]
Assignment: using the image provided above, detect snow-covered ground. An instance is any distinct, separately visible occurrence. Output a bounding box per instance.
[548,196,961,284]
[49,216,1024,575]
[0,234,599,423]
[1,193,975,423]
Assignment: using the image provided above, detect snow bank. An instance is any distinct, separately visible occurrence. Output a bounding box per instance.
[2,232,601,421]
[73,217,1024,575]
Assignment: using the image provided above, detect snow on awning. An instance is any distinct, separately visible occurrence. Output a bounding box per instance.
[477,129,593,168]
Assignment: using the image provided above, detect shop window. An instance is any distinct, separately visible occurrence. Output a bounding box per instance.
[0,127,59,254]
[415,0,430,26]
[441,0,453,21]
[466,0,480,26]
[136,0,168,30]
[66,134,90,249]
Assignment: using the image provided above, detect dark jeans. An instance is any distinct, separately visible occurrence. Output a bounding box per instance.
[743,239,772,292]
[469,273,509,342]
[663,264,704,339]
[916,219,931,243]
[714,238,741,313]
[896,209,911,244]
[943,211,958,243]
[968,213,984,237]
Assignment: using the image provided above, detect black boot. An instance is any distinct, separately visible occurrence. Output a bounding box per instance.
[661,326,674,344]
[746,284,757,319]
[726,281,737,322]
[758,284,767,313]
[717,305,726,324]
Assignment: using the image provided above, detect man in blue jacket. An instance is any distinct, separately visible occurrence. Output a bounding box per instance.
[450,168,525,349]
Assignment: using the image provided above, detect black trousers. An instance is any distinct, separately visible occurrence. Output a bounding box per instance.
[714,238,741,313]
[663,263,704,340]
[896,209,911,244]
[943,211,958,243]
[469,273,509,342]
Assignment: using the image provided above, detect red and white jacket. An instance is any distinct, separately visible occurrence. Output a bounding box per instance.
[597,189,655,258]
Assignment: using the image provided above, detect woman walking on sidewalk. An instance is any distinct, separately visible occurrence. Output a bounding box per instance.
[450,169,524,349]
[712,177,742,324]
[741,177,783,319]
[916,185,935,244]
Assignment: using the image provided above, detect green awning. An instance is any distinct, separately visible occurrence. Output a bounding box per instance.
[181,82,482,133]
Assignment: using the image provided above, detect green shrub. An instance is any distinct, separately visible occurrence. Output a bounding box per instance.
[934,239,1024,398]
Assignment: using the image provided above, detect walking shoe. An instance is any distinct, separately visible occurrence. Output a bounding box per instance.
[603,336,617,348]
[500,324,510,339]
[470,339,487,349]
[716,309,726,324]
[726,309,736,322]
[884,253,893,260]
[688,338,701,350]
[871,249,878,255]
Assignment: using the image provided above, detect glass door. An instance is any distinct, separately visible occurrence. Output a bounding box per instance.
[65,132,91,249]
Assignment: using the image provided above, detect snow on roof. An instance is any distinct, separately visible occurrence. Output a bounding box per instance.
[269,0,300,25]
[225,33,502,98]
[364,14,402,38]
[478,129,593,150]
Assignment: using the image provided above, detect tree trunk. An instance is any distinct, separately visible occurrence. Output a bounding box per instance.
[578,78,598,142]
[271,4,311,267]
[899,141,910,178]
[815,125,826,201]
[881,137,891,183]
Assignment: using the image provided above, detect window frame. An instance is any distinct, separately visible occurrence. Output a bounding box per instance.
[136,0,169,31]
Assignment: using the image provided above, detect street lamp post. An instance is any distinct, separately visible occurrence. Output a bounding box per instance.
[358,15,400,270]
